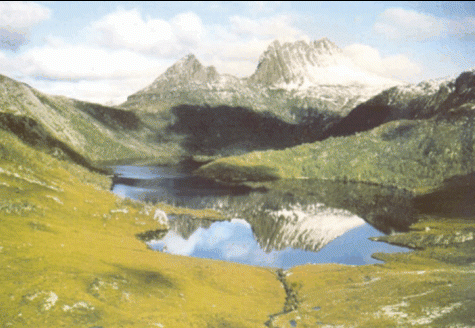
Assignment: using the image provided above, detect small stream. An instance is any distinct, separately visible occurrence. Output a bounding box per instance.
[111,165,412,269]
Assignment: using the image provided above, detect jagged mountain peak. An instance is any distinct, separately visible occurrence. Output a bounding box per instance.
[251,38,400,88]
[263,38,340,56]
[164,53,215,78]
[125,38,402,120]
[253,39,346,86]
[181,53,198,62]
[312,37,340,53]
[254,38,341,74]
[144,53,220,92]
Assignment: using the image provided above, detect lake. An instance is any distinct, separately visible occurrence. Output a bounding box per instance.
[111,165,412,269]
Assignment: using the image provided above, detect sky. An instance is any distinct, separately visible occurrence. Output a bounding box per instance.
[0,1,474,105]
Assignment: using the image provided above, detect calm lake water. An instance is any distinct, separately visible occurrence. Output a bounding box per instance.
[111,165,412,269]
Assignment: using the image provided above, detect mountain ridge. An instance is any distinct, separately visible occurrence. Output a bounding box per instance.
[249,38,401,88]
[321,68,475,138]
[122,38,402,122]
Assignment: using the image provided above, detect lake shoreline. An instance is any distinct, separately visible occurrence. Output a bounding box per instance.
[2,132,474,327]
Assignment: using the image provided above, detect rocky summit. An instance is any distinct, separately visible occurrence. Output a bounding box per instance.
[119,38,408,160]
[250,38,399,88]
[123,38,402,122]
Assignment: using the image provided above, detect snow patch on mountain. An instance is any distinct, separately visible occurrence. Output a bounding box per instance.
[252,38,401,89]
[123,38,405,121]
[395,76,455,96]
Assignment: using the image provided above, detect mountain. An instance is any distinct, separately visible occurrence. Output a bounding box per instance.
[250,38,399,88]
[0,74,178,168]
[322,68,475,138]
[146,54,220,88]
[123,38,402,123]
[196,68,475,193]
[246,203,366,253]
[121,38,405,160]
[123,54,249,114]
[164,202,366,253]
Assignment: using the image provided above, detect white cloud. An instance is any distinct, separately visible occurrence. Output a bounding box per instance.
[205,56,258,78]
[373,7,475,41]
[198,37,270,77]
[21,76,158,105]
[91,8,205,57]
[8,8,310,102]
[219,38,270,60]
[230,14,308,42]
[6,40,169,104]
[343,44,422,80]
[92,8,176,56]
[90,8,309,78]
[171,12,205,46]
[373,7,448,40]
[17,43,167,80]
[197,15,309,77]
[0,1,50,29]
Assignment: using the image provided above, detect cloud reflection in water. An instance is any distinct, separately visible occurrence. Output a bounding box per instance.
[147,217,410,269]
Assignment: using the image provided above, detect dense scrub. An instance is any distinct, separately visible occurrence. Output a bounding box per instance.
[169,104,338,156]
[197,113,475,193]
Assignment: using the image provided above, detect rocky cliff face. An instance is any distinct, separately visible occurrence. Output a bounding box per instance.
[250,38,398,88]
[249,38,344,86]
[123,38,401,123]
[143,54,221,92]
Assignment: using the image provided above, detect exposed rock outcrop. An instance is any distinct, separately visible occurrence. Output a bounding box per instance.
[322,69,475,138]
[123,38,402,124]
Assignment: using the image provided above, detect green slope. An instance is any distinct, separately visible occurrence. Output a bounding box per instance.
[1,127,475,327]
[197,110,475,193]
[0,128,284,327]
[0,74,183,166]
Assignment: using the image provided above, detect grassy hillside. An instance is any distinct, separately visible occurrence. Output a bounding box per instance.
[0,74,183,166]
[1,128,474,327]
[197,111,475,193]
[0,128,285,327]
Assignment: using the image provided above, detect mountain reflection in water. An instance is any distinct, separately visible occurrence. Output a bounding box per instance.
[111,165,413,268]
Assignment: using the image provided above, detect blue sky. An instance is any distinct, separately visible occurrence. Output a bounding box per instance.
[0,1,474,104]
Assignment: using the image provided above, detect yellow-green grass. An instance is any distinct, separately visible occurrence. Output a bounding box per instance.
[0,131,283,327]
[268,214,475,328]
[2,128,475,327]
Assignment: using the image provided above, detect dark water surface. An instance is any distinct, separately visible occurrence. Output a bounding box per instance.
[111,165,412,269]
